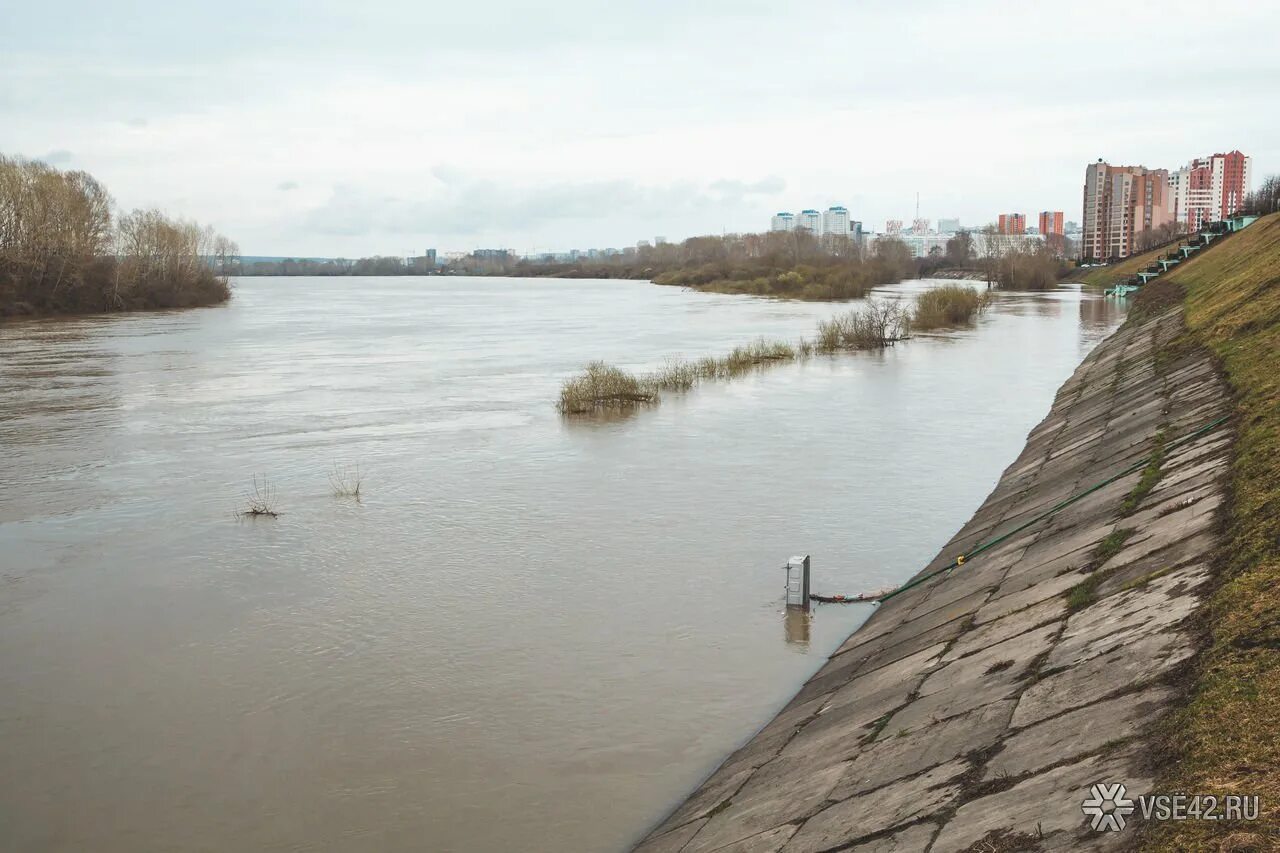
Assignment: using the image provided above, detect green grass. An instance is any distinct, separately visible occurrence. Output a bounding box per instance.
[1119,565,1178,592]
[1065,575,1102,612]
[1120,430,1167,515]
[1141,212,1280,851]
[1094,527,1136,564]
[1065,528,1136,612]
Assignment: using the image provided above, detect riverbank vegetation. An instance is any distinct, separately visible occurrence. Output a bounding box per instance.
[1141,211,1280,850]
[558,361,660,414]
[508,230,921,300]
[559,285,986,413]
[0,154,236,317]
[912,284,990,330]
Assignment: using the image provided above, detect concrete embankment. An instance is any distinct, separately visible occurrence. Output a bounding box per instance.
[634,301,1233,851]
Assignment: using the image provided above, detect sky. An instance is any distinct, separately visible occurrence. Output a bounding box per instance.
[3,0,1278,257]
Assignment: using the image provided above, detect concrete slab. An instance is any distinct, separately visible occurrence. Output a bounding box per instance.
[984,687,1175,779]
[832,700,1014,799]
[1047,565,1210,669]
[781,759,967,852]
[1012,630,1195,728]
[884,624,1060,734]
[652,764,758,836]
[707,824,797,853]
[975,569,1092,625]
[930,748,1150,853]
[942,596,1066,662]
[635,818,707,853]
[828,822,938,853]
[684,761,849,853]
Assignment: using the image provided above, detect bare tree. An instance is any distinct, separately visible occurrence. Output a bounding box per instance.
[1,152,234,315]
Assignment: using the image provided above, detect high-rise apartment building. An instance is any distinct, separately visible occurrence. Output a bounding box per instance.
[770,212,795,231]
[1038,211,1064,237]
[1170,151,1252,231]
[1081,161,1174,260]
[884,219,903,237]
[937,218,961,235]
[997,213,1026,235]
[823,206,851,236]
[796,209,823,234]
[912,218,931,235]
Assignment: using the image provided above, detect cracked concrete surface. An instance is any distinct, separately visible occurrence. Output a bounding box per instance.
[633,305,1232,853]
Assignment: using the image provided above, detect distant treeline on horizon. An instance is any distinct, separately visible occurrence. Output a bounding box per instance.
[233,228,1074,297]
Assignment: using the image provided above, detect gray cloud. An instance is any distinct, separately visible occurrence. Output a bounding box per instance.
[277,180,299,191]
[41,149,73,165]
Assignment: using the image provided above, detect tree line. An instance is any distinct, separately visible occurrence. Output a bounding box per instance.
[1241,173,1280,217]
[230,256,436,276]
[0,154,236,317]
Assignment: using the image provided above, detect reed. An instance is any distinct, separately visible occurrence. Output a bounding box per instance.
[912,285,990,330]
[815,300,911,352]
[240,475,279,518]
[558,361,658,414]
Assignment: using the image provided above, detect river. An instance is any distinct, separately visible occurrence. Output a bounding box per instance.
[0,276,1122,852]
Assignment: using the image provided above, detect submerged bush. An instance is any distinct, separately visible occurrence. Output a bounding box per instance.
[558,362,658,414]
[646,358,699,392]
[815,300,911,351]
[913,285,990,330]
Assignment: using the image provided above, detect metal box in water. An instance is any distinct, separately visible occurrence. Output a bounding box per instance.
[785,555,811,611]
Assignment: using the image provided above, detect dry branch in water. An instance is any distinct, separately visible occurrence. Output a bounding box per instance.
[240,475,279,517]
[328,462,364,498]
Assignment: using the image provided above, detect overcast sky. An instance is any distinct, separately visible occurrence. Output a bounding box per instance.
[3,1,1278,256]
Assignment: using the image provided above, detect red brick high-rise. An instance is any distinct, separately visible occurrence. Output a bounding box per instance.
[997,213,1026,235]
[1170,151,1252,231]
[1038,211,1064,237]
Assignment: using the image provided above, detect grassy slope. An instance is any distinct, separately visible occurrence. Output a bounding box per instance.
[1143,212,1280,850]
[1070,242,1177,288]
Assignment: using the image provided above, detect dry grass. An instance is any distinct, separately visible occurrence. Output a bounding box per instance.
[815,299,911,351]
[1141,212,1280,851]
[693,338,798,379]
[913,285,991,330]
[328,462,364,499]
[560,338,812,414]
[240,475,279,517]
[558,297,941,415]
[557,361,658,414]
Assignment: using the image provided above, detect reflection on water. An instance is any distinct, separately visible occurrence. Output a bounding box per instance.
[783,607,813,648]
[0,277,1123,853]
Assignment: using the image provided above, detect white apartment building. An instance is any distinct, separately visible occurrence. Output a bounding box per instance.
[796,209,823,234]
[822,206,851,236]
[770,212,795,231]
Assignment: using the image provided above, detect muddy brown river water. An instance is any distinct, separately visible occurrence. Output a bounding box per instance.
[0,276,1122,852]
